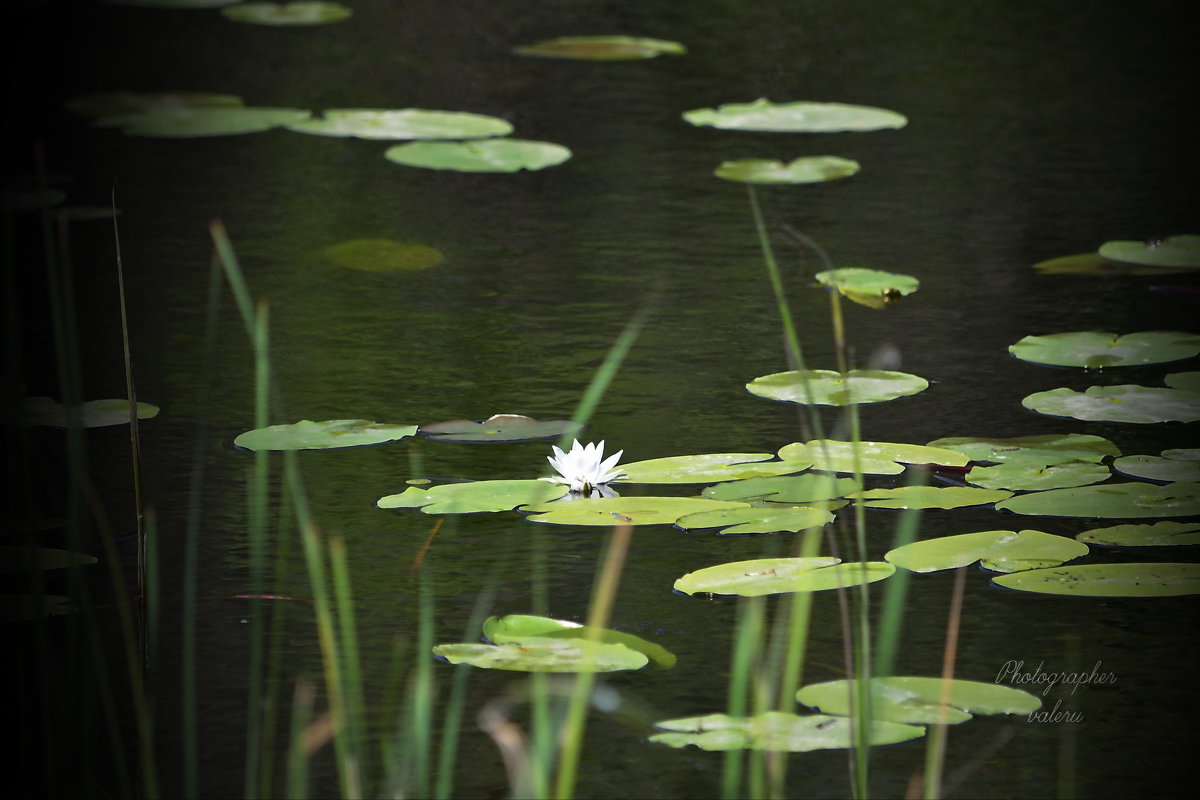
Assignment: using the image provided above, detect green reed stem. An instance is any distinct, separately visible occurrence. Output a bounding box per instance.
[435,584,496,800]
[923,566,967,800]
[723,596,765,800]
[286,678,316,799]
[330,535,368,791]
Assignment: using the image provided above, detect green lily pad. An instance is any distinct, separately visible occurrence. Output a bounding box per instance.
[674,558,892,597]
[714,156,860,184]
[649,711,924,752]
[379,479,568,514]
[21,397,159,428]
[432,638,647,672]
[796,677,1040,725]
[0,546,99,573]
[992,563,1200,597]
[777,440,969,475]
[616,453,812,484]
[1009,331,1200,368]
[1031,252,1180,276]
[747,369,928,406]
[523,497,747,526]
[513,35,686,60]
[324,238,444,272]
[926,433,1120,466]
[683,99,907,133]
[701,473,861,503]
[234,419,417,451]
[966,462,1111,491]
[1113,452,1200,483]
[1097,235,1200,268]
[221,1,350,24]
[1022,385,1200,423]
[65,90,244,119]
[384,139,571,172]
[97,106,312,137]
[996,482,1200,518]
[482,614,675,668]
[1166,371,1200,391]
[814,268,920,309]
[675,505,836,535]
[1076,521,1200,547]
[859,486,1013,510]
[288,108,511,139]
[418,414,572,443]
[885,530,1088,573]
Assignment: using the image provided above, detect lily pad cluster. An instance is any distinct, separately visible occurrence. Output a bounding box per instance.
[233,413,570,451]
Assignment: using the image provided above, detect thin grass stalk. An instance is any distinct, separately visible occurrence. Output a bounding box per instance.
[329,535,368,789]
[553,524,634,800]
[923,566,967,800]
[722,596,765,800]
[286,678,318,798]
[873,503,923,679]
[407,575,437,797]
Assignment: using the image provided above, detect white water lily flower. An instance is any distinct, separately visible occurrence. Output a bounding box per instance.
[544,439,624,494]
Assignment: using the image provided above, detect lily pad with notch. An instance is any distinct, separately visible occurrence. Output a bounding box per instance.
[674,558,893,597]
[885,530,1088,573]
[814,268,920,309]
[419,414,573,443]
[649,711,924,752]
[482,614,675,668]
[384,139,571,172]
[926,433,1120,466]
[748,370,928,406]
[616,452,812,484]
[1097,235,1200,269]
[992,562,1200,597]
[777,440,968,475]
[1076,521,1200,547]
[234,419,417,451]
[858,486,1013,510]
[1009,331,1200,368]
[715,157,860,185]
[675,505,836,535]
[513,36,686,60]
[796,677,1040,725]
[1165,371,1200,391]
[1022,385,1200,424]
[683,99,907,132]
[379,479,568,514]
[701,473,860,503]
[966,461,1111,491]
[996,482,1200,518]
[522,497,748,526]
[1112,451,1200,483]
[287,108,511,139]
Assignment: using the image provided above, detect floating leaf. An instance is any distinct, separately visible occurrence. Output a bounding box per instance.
[747,369,928,406]
[814,268,920,308]
[234,419,417,451]
[674,558,892,597]
[1076,521,1200,547]
[419,414,572,443]
[1009,331,1200,368]
[796,677,1040,725]
[323,239,444,272]
[966,462,1111,491]
[65,91,244,119]
[650,711,924,752]
[21,397,159,428]
[1166,371,1200,391]
[926,433,1120,466]
[996,482,1200,518]
[0,546,98,573]
[683,99,907,133]
[885,530,1088,573]
[222,1,352,25]
[1097,235,1200,268]
[513,36,685,60]
[714,156,860,185]
[1022,385,1200,424]
[482,614,675,668]
[384,139,571,172]
[859,486,1013,510]
[701,473,860,503]
[992,563,1200,597]
[675,505,836,535]
[523,497,747,526]
[97,106,312,137]
[433,638,647,672]
[1031,252,1179,276]
[616,453,812,484]
[1113,452,1200,483]
[777,440,968,475]
[288,108,511,139]
[379,479,568,514]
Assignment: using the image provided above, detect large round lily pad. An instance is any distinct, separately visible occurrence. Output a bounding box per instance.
[777,440,968,475]
[1076,521,1200,547]
[96,106,312,137]
[324,238,444,272]
[287,108,511,139]
[379,480,568,514]
[674,558,893,597]
[996,482,1200,518]
[22,397,159,428]
[747,370,928,406]
[513,36,686,60]
[418,414,572,443]
[992,563,1200,597]
[482,614,675,668]
[433,638,647,672]
[714,157,860,184]
[796,677,1041,725]
[1022,385,1200,424]
[701,473,860,503]
[221,1,352,25]
[859,486,1013,510]
[926,433,1120,466]
[814,268,920,309]
[384,139,571,172]
[1113,452,1200,483]
[522,497,747,526]
[683,99,907,132]
[616,453,812,484]
[649,711,924,752]
[1097,235,1200,268]
[674,505,835,535]
[966,462,1111,491]
[1009,331,1200,368]
[234,419,417,451]
[1166,371,1200,391]
[885,530,1088,573]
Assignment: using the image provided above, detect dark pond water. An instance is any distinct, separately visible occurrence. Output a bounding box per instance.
[12,0,1199,797]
